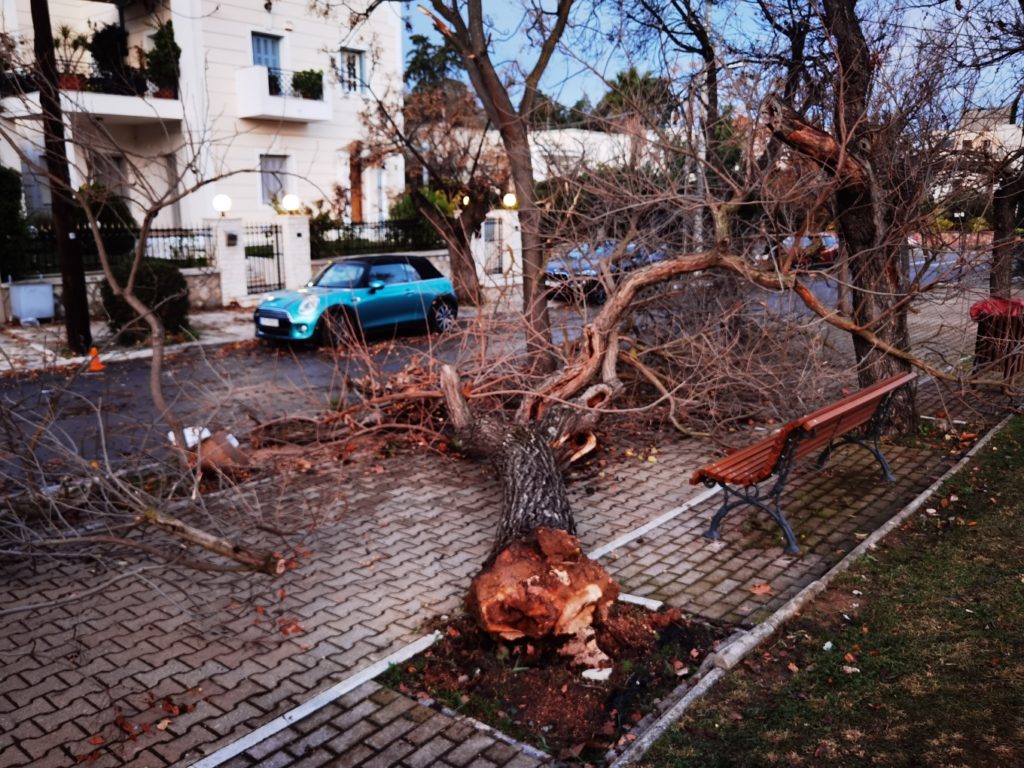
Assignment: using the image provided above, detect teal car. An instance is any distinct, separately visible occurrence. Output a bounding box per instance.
[254,254,458,345]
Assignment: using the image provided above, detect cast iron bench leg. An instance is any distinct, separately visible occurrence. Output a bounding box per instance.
[704,483,801,556]
[815,436,895,482]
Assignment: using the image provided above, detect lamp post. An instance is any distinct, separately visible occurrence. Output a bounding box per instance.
[953,211,966,256]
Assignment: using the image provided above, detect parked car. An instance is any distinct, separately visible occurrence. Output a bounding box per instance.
[254,254,458,345]
[544,240,668,304]
[780,232,840,268]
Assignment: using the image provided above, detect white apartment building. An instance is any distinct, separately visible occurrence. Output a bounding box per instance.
[0,0,405,226]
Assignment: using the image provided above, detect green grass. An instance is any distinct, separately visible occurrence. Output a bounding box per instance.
[641,416,1024,768]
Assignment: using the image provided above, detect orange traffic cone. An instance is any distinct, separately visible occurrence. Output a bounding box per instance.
[87,347,105,372]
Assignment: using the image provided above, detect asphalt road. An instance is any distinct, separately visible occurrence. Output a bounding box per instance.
[0,325,465,489]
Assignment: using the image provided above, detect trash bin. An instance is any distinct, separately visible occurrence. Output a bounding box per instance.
[9,281,55,322]
[970,297,1024,389]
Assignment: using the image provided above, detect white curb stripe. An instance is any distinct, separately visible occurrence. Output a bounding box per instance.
[618,593,664,611]
[190,631,441,768]
[588,485,721,560]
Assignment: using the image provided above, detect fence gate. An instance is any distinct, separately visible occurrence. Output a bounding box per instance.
[482,217,504,274]
[244,223,284,293]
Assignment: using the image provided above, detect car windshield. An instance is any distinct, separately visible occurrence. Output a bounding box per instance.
[312,262,365,289]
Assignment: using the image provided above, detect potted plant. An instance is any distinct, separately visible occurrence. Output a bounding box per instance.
[53,25,88,90]
[144,20,180,98]
[291,68,323,100]
[0,32,35,97]
[86,22,145,95]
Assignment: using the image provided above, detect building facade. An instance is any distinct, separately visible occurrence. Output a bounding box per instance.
[0,0,405,226]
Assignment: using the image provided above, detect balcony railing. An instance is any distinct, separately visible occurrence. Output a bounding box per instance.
[0,64,177,99]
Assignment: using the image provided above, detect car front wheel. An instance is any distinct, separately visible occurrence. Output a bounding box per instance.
[429,299,458,333]
[318,309,352,347]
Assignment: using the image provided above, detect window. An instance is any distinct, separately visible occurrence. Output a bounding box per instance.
[89,153,128,197]
[252,33,282,94]
[338,48,365,94]
[368,263,415,285]
[259,154,288,205]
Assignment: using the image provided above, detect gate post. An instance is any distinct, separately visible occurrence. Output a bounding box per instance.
[278,214,312,288]
[209,217,247,305]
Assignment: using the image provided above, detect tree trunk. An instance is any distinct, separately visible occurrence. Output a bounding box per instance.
[440,365,617,640]
[766,0,916,430]
[412,188,484,307]
[990,175,1023,299]
[31,0,91,355]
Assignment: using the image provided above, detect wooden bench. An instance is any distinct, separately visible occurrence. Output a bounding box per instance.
[690,372,917,555]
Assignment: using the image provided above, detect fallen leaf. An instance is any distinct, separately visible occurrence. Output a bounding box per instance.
[750,583,772,595]
[787,662,799,673]
[88,735,104,746]
[156,719,172,731]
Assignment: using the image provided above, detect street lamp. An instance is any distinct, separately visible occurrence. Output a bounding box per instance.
[953,211,966,255]
[501,192,517,209]
[212,194,232,217]
[281,193,301,213]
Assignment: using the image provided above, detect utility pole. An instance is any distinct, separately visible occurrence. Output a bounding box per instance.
[30,0,91,353]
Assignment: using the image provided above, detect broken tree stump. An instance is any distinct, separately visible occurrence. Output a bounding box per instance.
[469,527,619,641]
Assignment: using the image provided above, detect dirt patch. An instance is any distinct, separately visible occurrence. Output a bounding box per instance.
[383,604,732,763]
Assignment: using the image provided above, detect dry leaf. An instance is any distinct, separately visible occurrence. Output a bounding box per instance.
[750,583,773,595]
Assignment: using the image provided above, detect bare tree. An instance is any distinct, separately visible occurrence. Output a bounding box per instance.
[423,0,576,370]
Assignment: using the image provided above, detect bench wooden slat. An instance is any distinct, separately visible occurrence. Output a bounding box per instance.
[797,372,916,432]
[689,427,791,487]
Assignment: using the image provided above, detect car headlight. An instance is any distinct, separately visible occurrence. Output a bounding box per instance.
[297,295,319,318]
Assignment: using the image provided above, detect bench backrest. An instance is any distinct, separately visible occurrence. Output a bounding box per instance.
[690,371,917,487]
[788,371,917,463]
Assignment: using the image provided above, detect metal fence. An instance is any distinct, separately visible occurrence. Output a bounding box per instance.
[9,223,212,280]
[310,219,444,259]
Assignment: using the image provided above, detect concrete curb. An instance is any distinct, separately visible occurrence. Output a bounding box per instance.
[609,413,1014,767]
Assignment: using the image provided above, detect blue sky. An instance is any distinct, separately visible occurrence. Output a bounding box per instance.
[402,3,631,107]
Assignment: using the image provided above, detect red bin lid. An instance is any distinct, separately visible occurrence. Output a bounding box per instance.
[969,297,1024,321]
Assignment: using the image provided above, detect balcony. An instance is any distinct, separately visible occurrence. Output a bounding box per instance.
[236,66,333,123]
[0,68,183,125]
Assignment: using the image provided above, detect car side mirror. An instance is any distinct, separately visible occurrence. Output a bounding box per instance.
[368,279,386,293]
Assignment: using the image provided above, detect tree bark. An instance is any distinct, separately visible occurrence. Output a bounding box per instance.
[143,509,286,576]
[990,173,1024,299]
[412,188,484,306]
[30,0,91,354]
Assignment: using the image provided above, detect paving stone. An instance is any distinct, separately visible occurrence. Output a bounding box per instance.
[364,714,417,749]
[0,743,31,767]
[401,735,456,767]
[363,737,417,767]
[323,718,378,754]
[332,744,377,768]
[287,723,340,757]
[446,733,500,766]
[20,720,86,759]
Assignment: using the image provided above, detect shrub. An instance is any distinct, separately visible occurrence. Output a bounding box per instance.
[0,165,28,279]
[100,258,190,344]
[76,185,138,259]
